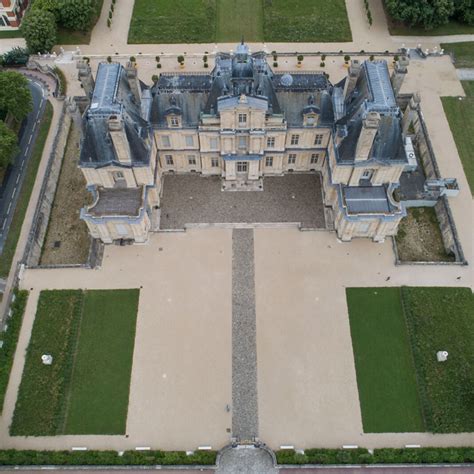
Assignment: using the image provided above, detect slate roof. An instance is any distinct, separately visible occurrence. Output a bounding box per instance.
[342,185,398,214]
[80,62,152,167]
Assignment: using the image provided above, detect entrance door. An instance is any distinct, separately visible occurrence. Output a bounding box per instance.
[236,161,248,176]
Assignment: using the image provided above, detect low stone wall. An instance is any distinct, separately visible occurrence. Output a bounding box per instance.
[24,105,71,267]
[435,196,465,263]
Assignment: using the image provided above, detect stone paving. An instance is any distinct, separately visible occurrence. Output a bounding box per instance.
[160,174,326,230]
[231,229,258,441]
[217,446,277,474]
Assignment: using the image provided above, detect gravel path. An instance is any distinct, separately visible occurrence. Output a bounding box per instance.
[160,174,326,229]
[217,446,277,474]
[456,68,474,80]
[232,229,258,441]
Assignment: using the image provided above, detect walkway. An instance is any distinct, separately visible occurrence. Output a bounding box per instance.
[231,229,258,441]
[217,446,277,474]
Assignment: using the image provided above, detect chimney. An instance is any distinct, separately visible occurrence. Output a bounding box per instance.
[108,115,132,165]
[402,91,421,135]
[355,112,380,162]
[343,60,361,99]
[125,61,141,105]
[391,57,409,97]
[65,97,82,136]
[77,60,95,99]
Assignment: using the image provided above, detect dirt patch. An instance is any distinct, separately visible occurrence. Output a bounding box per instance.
[395,207,455,262]
[40,124,92,266]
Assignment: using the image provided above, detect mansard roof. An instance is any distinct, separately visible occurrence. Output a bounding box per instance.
[80,62,152,167]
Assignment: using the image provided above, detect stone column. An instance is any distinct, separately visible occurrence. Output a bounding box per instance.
[248,160,259,180]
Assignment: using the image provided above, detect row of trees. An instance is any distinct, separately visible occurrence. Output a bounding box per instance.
[21,0,98,53]
[0,72,33,168]
[385,0,474,29]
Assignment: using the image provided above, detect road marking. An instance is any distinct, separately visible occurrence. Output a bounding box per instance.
[28,135,32,144]
[12,187,17,197]
[25,145,29,154]
[2,220,6,230]
[7,202,12,215]
[16,175,20,185]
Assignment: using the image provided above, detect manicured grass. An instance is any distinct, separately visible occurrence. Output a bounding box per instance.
[11,289,140,436]
[64,289,139,434]
[441,82,474,195]
[0,30,22,39]
[216,0,263,42]
[346,288,424,433]
[263,0,352,42]
[402,287,474,433]
[441,42,474,69]
[128,0,351,43]
[11,290,84,436]
[128,0,217,44]
[0,290,28,414]
[0,101,54,278]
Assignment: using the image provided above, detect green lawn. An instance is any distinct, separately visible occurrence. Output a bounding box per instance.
[441,81,474,195]
[0,101,54,278]
[346,288,424,433]
[263,0,352,42]
[0,290,28,414]
[402,287,474,433]
[128,0,217,44]
[0,30,22,39]
[65,289,139,434]
[441,42,474,69]
[128,0,351,43]
[216,0,263,42]
[11,289,140,436]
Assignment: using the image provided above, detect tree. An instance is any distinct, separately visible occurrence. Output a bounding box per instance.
[0,71,33,121]
[454,0,474,25]
[0,121,19,169]
[20,9,57,53]
[57,0,94,31]
[31,0,60,20]
[385,0,455,29]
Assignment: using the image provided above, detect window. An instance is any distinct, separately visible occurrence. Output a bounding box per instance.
[237,161,248,172]
[362,169,374,180]
[267,136,275,148]
[314,134,324,145]
[290,134,299,145]
[209,137,218,150]
[188,155,197,166]
[265,156,273,167]
[310,153,319,164]
[238,113,247,125]
[170,116,180,127]
[113,171,125,181]
[211,158,219,167]
[165,155,174,166]
[288,154,296,165]
[162,135,171,147]
[185,135,194,147]
[238,136,247,149]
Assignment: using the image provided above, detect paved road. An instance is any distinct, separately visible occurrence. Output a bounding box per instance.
[0,79,46,253]
[280,468,474,473]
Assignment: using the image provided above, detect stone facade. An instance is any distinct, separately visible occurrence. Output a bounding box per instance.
[0,0,28,28]
[76,44,455,245]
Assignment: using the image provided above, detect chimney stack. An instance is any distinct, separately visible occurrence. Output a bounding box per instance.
[343,60,361,99]
[125,61,141,105]
[108,115,132,165]
[391,57,409,97]
[77,60,95,99]
[355,112,380,162]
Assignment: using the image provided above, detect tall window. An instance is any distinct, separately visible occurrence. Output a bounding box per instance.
[238,136,247,149]
[288,154,296,165]
[170,116,180,127]
[237,161,248,172]
[209,137,218,150]
[290,134,299,145]
[185,135,194,147]
[265,156,273,167]
[211,158,219,167]
[310,153,319,164]
[238,113,247,125]
[162,135,171,147]
[188,155,197,165]
[314,134,324,145]
[267,136,275,148]
[165,155,174,166]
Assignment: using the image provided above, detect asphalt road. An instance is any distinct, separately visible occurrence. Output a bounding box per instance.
[0,79,46,253]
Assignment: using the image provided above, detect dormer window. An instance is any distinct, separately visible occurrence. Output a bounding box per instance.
[169,116,180,127]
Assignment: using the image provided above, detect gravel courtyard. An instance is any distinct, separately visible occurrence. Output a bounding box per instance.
[160,174,326,229]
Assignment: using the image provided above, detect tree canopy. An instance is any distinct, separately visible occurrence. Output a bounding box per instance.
[0,121,19,169]
[385,0,474,29]
[0,71,32,121]
[20,9,57,54]
[57,0,94,31]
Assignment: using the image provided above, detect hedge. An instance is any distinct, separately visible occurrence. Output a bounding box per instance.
[276,447,474,465]
[0,450,217,466]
